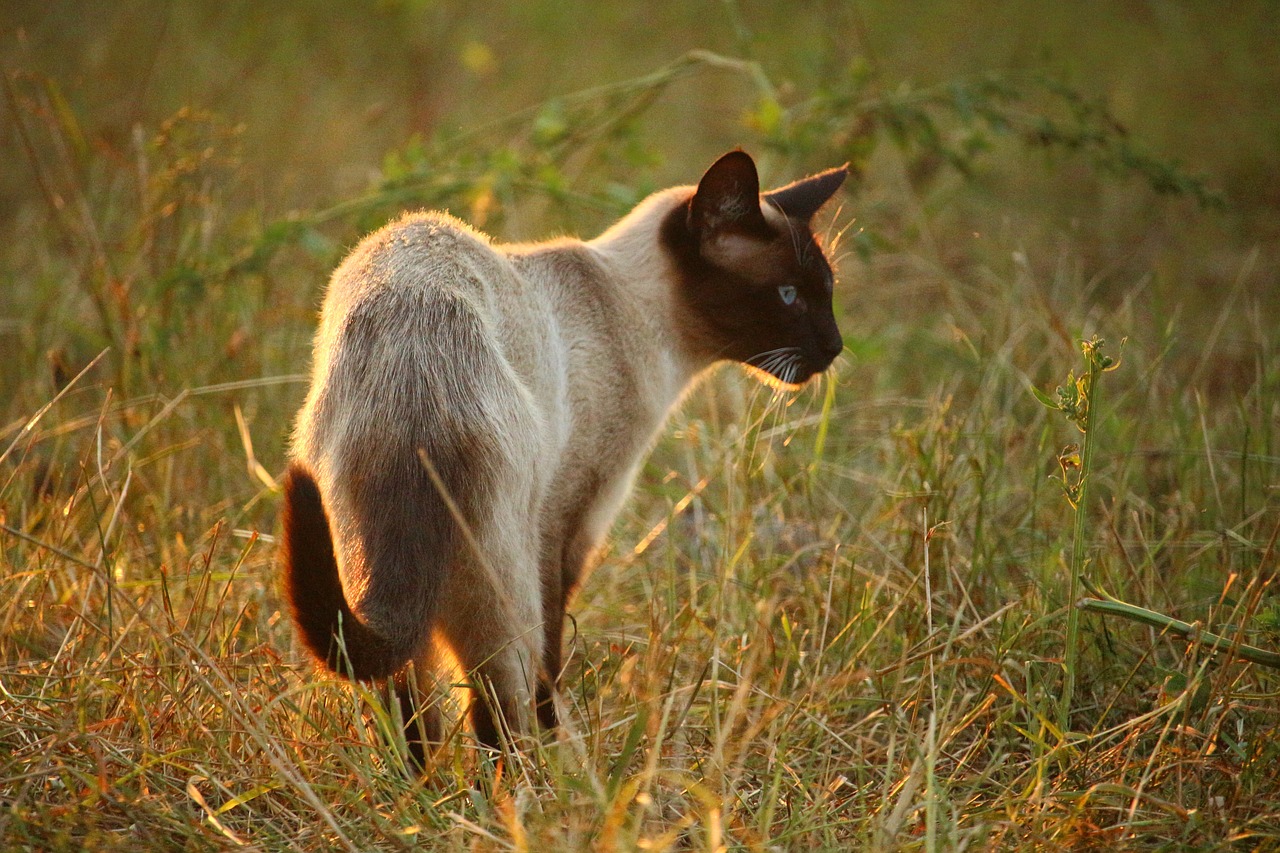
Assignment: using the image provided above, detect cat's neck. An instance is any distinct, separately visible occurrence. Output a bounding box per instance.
[506,187,709,420]
[586,186,705,390]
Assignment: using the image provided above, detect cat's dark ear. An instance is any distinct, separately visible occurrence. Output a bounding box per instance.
[763,165,849,222]
[689,150,769,235]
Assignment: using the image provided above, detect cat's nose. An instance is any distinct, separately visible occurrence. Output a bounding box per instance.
[822,333,844,362]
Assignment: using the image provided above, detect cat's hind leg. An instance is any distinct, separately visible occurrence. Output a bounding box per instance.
[436,529,545,752]
[393,649,448,771]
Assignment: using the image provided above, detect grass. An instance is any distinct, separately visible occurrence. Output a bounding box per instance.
[3,3,1279,849]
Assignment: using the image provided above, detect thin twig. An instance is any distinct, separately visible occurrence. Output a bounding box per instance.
[1077,593,1280,670]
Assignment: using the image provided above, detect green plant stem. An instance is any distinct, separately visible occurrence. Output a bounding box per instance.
[1059,357,1101,734]
[1077,596,1280,670]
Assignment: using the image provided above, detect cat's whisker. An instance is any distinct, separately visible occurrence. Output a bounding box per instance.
[822,204,854,255]
[746,345,801,369]
[747,343,788,361]
[746,347,806,388]
[744,372,788,470]
[783,216,804,261]
[770,352,797,376]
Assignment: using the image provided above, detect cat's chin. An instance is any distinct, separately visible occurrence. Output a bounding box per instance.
[743,362,824,391]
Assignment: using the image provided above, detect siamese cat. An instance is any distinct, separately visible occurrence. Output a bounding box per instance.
[281,149,846,759]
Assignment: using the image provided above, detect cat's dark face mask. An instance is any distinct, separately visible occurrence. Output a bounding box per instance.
[664,150,848,386]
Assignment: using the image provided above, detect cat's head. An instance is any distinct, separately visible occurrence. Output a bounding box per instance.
[663,150,847,387]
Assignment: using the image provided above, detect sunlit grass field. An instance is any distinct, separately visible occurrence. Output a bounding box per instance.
[2,3,1278,849]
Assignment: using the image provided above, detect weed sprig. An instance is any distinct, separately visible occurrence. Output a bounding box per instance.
[1034,335,1123,733]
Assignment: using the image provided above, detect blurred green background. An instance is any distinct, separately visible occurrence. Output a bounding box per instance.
[5,1,1277,222]
[3,0,1278,490]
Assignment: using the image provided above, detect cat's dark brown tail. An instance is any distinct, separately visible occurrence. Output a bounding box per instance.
[281,462,417,681]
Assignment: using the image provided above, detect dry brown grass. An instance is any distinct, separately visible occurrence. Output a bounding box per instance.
[3,4,1278,849]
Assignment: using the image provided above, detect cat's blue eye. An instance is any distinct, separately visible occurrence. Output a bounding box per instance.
[778,285,798,306]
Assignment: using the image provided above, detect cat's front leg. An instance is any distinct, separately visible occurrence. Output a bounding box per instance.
[536,539,566,731]
[535,520,601,732]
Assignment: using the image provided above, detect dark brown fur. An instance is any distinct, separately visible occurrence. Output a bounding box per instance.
[663,152,844,379]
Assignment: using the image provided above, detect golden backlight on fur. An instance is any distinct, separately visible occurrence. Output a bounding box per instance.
[281,149,846,761]
[743,362,808,391]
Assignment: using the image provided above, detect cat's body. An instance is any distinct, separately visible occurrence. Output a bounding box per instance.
[281,151,845,755]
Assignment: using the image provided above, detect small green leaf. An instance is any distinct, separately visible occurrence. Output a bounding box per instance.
[1030,384,1059,410]
[747,96,785,137]
[532,100,569,147]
